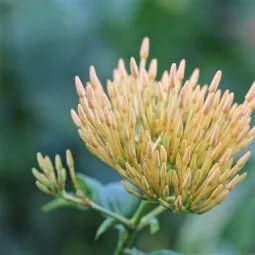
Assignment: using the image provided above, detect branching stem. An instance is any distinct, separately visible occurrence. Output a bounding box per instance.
[62,192,166,255]
[138,205,166,230]
[62,191,133,229]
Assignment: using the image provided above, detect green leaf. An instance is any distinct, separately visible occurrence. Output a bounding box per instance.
[114,223,126,233]
[149,217,160,235]
[125,249,181,255]
[145,251,181,255]
[104,182,139,217]
[76,173,108,208]
[124,248,144,255]
[42,174,139,216]
[42,198,82,213]
[76,173,139,217]
[95,218,116,240]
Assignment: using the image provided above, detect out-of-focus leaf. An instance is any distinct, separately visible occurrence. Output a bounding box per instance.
[145,251,180,255]
[76,173,108,207]
[95,217,116,240]
[125,249,181,255]
[124,248,144,255]
[104,182,139,217]
[114,223,126,233]
[42,198,82,213]
[76,173,139,217]
[149,217,160,235]
[41,174,139,217]
[177,194,238,254]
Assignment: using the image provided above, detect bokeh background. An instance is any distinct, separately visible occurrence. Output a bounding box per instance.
[1,0,255,254]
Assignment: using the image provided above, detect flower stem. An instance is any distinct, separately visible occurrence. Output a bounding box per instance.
[90,201,133,228]
[113,229,134,255]
[62,192,166,255]
[138,205,166,230]
[114,201,149,255]
[62,191,133,229]
[131,201,149,225]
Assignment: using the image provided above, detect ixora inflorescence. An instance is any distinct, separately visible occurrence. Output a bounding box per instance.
[32,38,255,254]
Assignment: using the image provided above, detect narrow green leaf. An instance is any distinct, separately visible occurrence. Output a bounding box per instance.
[149,217,160,235]
[114,223,126,233]
[145,250,181,255]
[76,173,108,207]
[95,218,116,240]
[124,248,144,255]
[104,182,139,217]
[42,198,82,212]
[124,249,181,255]
[116,226,129,253]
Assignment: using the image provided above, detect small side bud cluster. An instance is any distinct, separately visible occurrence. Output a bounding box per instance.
[32,150,74,196]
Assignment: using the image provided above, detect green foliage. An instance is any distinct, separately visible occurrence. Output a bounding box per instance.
[148,217,160,235]
[145,251,180,255]
[125,248,181,255]
[42,197,83,212]
[41,174,139,218]
[105,182,140,217]
[76,174,107,207]
[76,173,139,217]
[95,217,116,240]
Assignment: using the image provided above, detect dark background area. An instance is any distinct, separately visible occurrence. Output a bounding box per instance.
[1,0,255,254]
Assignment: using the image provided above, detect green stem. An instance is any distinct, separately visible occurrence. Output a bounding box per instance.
[113,229,134,255]
[90,201,132,228]
[114,201,149,255]
[131,201,149,225]
[138,205,166,230]
[63,192,166,255]
[62,192,133,229]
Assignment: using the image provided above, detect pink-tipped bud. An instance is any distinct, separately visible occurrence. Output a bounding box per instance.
[89,66,102,88]
[75,76,85,97]
[140,37,150,59]
[177,59,186,80]
[130,57,139,78]
[209,70,222,93]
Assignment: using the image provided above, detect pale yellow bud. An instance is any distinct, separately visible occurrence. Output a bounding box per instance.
[177,59,185,80]
[209,70,222,93]
[130,57,138,78]
[237,151,251,166]
[175,195,182,213]
[169,63,177,88]
[140,37,149,59]
[71,109,82,128]
[36,181,50,194]
[183,170,191,189]
[189,68,199,88]
[183,147,191,165]
[32,168,50,187]
[75,76,86,97]
[55,154,63,171]
[149,58,157,79]
[89,65,102,88]
[66,150,74,168]
[118,58,127,78]
[160,145,167,162]
[245,81,255,102]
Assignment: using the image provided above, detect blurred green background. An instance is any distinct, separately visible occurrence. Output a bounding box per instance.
[1,0,255,254]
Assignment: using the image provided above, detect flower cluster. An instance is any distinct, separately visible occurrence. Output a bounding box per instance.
[32,150,75,196]
[71,38,255,214]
